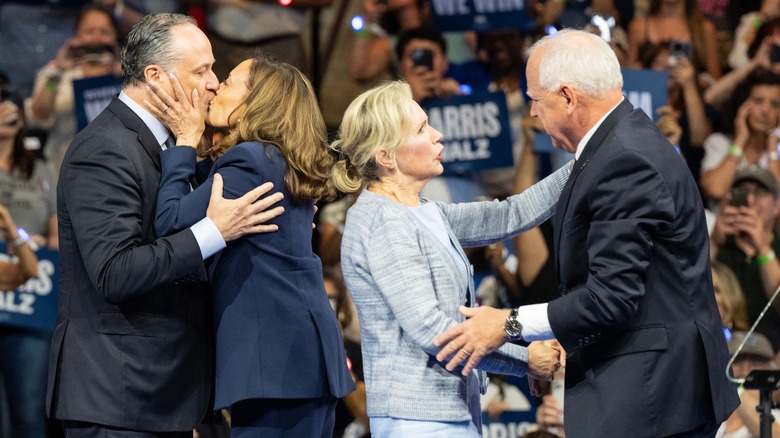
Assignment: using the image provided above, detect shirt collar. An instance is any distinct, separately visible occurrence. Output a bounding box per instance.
[118,91,170,148]
[574,97,624,160]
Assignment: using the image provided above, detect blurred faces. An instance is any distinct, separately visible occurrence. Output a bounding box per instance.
[399,39,449,78]
[481,30,524,74]
[527,48,576,153]
[0,101,22,140]
[394,100,444,182]
[744,84,780,133]
[76,9,117,46]
[207,59,252,128]
[166,24,219,115]
[734,180,780,227]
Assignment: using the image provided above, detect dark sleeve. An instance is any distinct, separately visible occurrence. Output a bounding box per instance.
[547,154,674,353]
[60,136,206,304]
[155,145,266,236]
[155,146,210,235]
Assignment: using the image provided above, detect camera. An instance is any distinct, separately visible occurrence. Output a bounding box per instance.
[0,88,20,126]
[730,187,749,207]
[411,48,434,70]
[669,40,693,60]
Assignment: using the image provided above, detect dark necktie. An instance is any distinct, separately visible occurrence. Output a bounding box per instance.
[162,135,175,150]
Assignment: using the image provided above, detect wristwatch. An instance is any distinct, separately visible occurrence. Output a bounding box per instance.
[504,308,524,341]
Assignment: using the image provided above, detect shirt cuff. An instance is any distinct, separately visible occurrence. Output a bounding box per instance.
[517,303,554,341]
[190,217,225,259]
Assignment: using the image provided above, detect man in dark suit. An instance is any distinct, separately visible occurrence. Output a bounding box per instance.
[46,13,284,437]
[434,29,739,437]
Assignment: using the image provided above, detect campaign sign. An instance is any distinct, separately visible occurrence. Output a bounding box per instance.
[422,92,514,176]
[482,411,537,437]
[621,68,668,123]
[430,0,530,32]
[0,245,59,332]
[72,74,122,132]
[533,68,669,153]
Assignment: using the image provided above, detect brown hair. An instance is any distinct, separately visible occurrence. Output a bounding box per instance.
[206,57,334,203]
[648,0,708,73]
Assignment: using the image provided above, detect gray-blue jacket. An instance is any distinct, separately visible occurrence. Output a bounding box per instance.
[340,163,571,427]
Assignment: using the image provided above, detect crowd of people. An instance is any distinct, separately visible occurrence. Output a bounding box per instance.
[0,0,779,437]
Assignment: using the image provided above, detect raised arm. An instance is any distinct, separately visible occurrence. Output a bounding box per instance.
[0,205,38,290]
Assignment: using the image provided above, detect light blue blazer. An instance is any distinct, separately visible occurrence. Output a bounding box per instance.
[340,163,571,428]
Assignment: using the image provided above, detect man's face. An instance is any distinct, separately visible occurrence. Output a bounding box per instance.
[526,49,576,153]
[399,39,448,79]
[482,30,523,74]
[164,24,218,115]
[734,180,780,228]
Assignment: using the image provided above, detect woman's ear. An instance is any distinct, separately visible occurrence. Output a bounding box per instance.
[375,148,396,173]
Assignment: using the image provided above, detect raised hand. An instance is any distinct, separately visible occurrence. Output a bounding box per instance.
[144,72,205,147]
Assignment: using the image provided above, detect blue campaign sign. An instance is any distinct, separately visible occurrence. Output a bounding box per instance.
[72,74,123,132]
[0,246,59,332]
[482,411,538,437]
[422,91,514,176]
[621,68,668,123]
[430,0,531,32]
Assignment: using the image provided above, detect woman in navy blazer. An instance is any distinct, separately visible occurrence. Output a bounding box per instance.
[146,57,354,437]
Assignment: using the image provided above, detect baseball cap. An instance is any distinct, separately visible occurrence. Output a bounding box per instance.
[728,331,775,361]
[732,167,780,198]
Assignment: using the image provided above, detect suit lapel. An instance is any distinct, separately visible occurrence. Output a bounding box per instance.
[553,99,634,286]
[107,97,163,172]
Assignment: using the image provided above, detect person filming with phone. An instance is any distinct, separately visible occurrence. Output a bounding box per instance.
[712,167,780,352]
[396,27,463,103]
[27,4,120,180]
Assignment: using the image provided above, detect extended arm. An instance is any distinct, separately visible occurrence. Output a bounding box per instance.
[441,161,571,247]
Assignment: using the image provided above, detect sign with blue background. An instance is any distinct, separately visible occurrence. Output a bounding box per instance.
[72,74,123,132]
[0,246,59,332]
[430,0,531,32]
[423,92,514,176]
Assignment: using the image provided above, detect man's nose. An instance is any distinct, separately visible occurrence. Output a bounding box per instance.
[206,71,219,93]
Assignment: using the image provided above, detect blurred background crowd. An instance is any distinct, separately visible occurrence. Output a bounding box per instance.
[0,0,780,437]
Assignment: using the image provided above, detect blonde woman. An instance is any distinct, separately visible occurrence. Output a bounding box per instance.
[147,57,354,437]
[331,81,566,436]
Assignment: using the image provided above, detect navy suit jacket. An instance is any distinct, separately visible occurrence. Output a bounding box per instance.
[547,100,739,437]
[46,98,213,431]
[155,142,354,409]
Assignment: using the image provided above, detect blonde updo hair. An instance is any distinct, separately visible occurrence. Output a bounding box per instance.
[330,81,413,194]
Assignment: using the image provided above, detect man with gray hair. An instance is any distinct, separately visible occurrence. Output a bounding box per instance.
[435,29,738,437]
[46,13,283,436]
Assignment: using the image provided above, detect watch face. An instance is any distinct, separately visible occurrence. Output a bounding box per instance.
[505,317,522,339]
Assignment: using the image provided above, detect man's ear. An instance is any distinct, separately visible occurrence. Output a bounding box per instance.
[144,65,164,84]
[560,85,577,114]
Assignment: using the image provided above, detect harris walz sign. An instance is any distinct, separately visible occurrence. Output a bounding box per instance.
[422,91,514,176]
